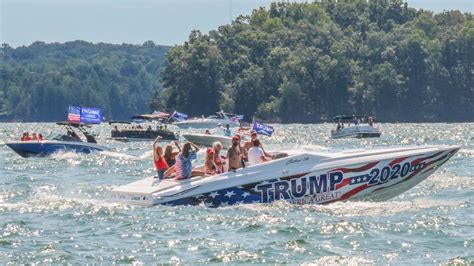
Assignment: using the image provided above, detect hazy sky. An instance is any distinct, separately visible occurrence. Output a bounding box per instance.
[1,0,472,47]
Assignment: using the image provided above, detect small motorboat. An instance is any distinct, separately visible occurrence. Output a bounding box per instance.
[5,122,109,158]
[173,111,240,129]
[331,115,381,139]
[181,133,232,148]
[111,145,459,207]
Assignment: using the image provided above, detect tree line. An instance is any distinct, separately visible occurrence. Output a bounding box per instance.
[0,41,169,121]
[155,1,473,122]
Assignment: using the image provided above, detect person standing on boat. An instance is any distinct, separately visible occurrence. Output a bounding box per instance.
[212,141,226,174]
[223,124,232,137]
[164,141,181,167]
[153,136,168,179]
[227,135,243,171]
[204,148,217,175]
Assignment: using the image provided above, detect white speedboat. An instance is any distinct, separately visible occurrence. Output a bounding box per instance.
[173,111,240,129]
[5,122,109,158]
[181,133,232,148]
[331,115,381,139]
[111,145,459,207]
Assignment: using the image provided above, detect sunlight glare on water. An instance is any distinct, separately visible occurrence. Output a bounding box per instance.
[0,122,473,264]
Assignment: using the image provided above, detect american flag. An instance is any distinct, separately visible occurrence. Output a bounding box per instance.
[68,106,81,122]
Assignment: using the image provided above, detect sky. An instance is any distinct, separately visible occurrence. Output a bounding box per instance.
[1,0,473,47]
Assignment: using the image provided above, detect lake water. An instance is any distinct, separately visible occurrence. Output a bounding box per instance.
[0,123,473,264]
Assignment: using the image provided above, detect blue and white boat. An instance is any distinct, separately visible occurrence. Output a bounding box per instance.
[6,121,109,158]
[111,145,459,207]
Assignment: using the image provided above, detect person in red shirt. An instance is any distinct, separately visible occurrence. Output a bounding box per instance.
[38,134,44,141]
[22,132,32,141]
[153,136,169,179]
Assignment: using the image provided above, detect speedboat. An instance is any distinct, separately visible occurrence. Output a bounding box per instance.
[111,145,459,207]
[5,122,109,158]
[331,115,381,139]
[181,133,232,148]
[173,111,240,129]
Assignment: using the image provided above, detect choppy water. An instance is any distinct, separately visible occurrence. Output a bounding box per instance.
[0,123,473,264]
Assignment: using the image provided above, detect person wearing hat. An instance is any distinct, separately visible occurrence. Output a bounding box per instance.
[226,135,244,171]
[243,131,272,161]
[204,148,217,175]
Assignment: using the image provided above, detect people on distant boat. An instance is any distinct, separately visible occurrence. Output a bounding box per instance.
[113,125,119,132]
[159,125,163,130]
[147,125,152,131]
[212,141,225,174]
[337,123,341,131]
[165,142,203,180]
[204,148,217,175]
[136,125,143,129]
[38,134,44,141]
[227,135,243,171]
[31,132,38,140]
[204,129,212,135]
[352,115,359,125]
[164,141,181,167]
[21,132,31,141]
[248,139,272,165]
[223,124,232,137]
[153,136,168,179]
[368,116,374,126]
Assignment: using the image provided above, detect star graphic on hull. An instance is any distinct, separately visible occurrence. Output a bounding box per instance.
[209,191,220,198]
[224,190,236,198]
[242,192,251,198]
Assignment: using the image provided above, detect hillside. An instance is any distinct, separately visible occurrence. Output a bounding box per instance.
[155,1,473,122]
[0,41,170,121]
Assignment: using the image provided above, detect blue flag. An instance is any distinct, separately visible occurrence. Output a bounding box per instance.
[80,106,102,124]
[252,120,274,137]
[68,106,102,124]
[169,111,188,122]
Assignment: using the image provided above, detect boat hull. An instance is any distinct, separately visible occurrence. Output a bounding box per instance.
[112,145,459,207]
[5,141,107,158]
[182,133,232,148]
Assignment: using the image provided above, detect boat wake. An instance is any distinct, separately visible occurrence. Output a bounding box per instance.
[0,192,128,213]
[459,149,474,156]
[51,151,83,160]
[100,150,142,160]
[231,198,466,217]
